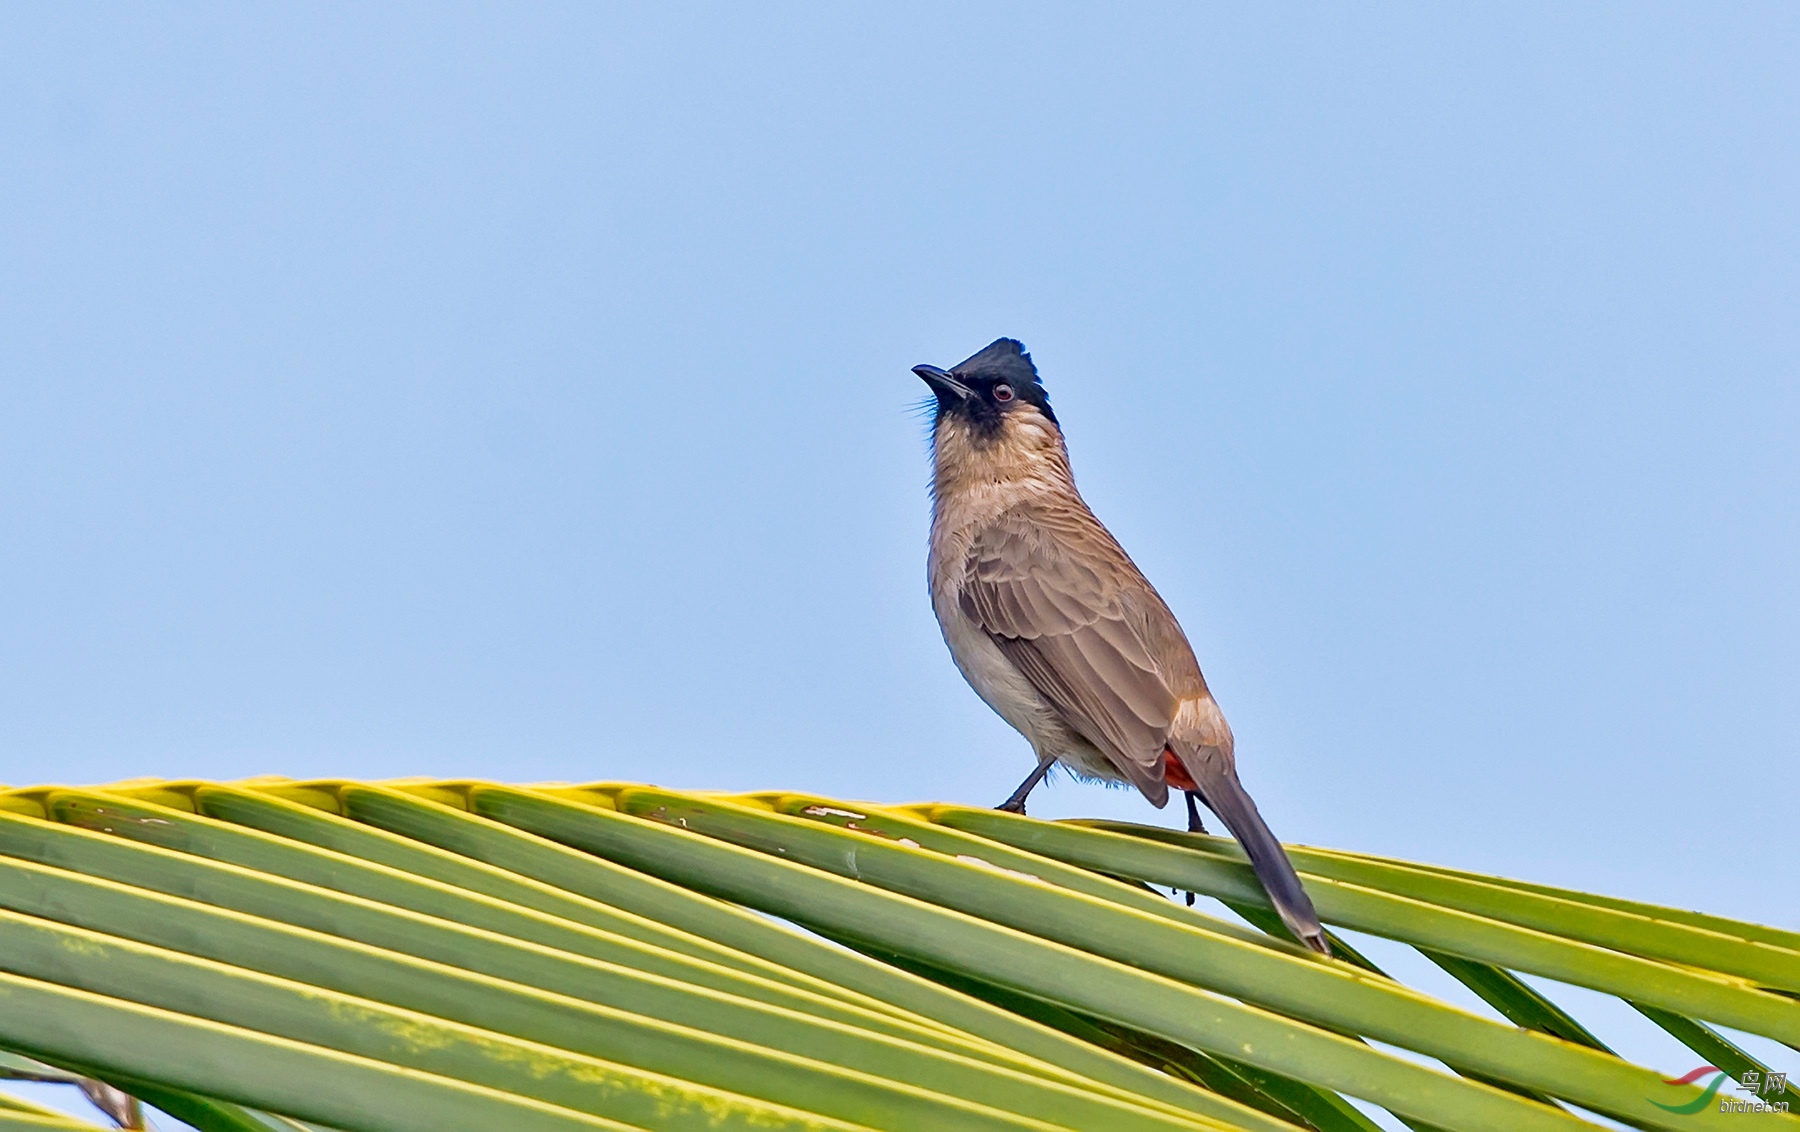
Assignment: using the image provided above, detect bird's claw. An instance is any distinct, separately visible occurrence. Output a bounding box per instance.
[1183,791,1207,834]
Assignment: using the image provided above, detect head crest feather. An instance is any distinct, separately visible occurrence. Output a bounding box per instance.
[952,338,1039,385]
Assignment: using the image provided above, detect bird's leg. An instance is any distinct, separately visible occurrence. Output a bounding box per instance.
[1183,790,1208,834]
[1177,793,1208,904]
[1162,751,1211,834]
[995,757,1054,814]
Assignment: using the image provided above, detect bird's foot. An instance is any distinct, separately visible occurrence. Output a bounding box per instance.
[995,758,1053,815]
[1177,792,1205,905]
[1183,791,1208,834]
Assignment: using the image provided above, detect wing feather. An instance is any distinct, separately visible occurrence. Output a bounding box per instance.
[960,501,1209,786]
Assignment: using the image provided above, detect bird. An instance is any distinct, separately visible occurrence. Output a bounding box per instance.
[915,337,1329,954]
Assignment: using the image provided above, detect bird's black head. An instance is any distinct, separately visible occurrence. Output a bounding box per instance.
[913,338,1057,436]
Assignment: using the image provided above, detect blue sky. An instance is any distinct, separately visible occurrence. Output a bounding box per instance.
[2,5,1795,1121]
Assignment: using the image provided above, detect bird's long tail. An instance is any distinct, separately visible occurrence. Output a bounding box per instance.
[1175,752,1330,955]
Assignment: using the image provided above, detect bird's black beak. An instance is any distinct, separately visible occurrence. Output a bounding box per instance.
[913,364,972,401]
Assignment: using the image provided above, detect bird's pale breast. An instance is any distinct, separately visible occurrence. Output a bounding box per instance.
[929,483,1123,782]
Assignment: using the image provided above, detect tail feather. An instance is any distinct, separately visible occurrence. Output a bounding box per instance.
[1185,756,1329,955]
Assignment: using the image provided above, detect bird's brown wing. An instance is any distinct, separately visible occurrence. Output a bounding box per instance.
[959,501,1324,950]
[957,501,1209,804]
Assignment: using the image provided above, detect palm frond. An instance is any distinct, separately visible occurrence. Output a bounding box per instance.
[0,780,1792,1132]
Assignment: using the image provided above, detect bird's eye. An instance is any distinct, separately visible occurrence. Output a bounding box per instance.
[992,383,1015,402]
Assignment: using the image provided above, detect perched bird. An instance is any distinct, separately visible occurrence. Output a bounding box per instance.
[916,338,1328,953]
